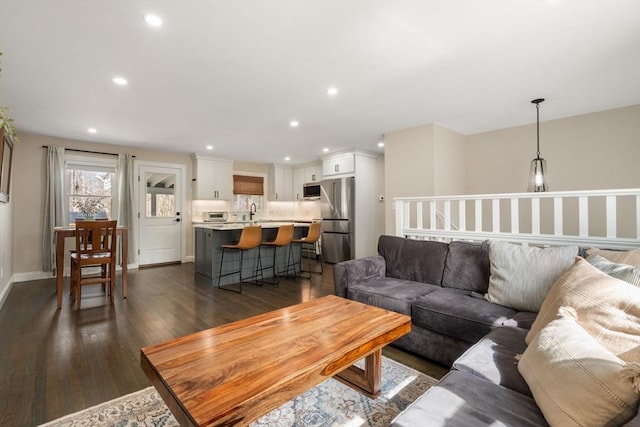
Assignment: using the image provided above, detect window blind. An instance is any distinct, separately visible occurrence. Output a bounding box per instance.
[233,175,264,195]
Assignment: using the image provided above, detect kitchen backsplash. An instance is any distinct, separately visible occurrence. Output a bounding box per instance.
[192,200,320,223]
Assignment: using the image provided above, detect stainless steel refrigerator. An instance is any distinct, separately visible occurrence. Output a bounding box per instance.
[320,177,355,263]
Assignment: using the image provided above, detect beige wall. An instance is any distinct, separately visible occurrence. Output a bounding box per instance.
[384,123,468,233]
[0,197,11,305]
[384,105,640,235]
[466,105,640,194]
[12,132,192,275]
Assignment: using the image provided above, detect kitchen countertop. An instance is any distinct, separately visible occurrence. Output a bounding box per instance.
[193,221,310,231]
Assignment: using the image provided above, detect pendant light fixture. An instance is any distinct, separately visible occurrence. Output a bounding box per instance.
[527,98,549,192]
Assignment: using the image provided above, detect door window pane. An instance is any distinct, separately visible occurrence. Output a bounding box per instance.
[145,172,176,217]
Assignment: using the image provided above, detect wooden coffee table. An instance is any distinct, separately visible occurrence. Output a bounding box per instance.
[140,295,411,426]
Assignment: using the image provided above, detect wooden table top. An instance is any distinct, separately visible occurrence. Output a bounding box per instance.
[140,295,411,426]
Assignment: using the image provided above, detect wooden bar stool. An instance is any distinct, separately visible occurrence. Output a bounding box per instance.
[259,224,295,286]
[291,221,323,277]
[217,225,263,293]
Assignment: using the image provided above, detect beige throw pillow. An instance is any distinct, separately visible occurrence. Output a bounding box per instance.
[519,307,640,427]
[526,257,640,362]
[588,254,640,286]
[484,241,577,312]
[586,247,640,266]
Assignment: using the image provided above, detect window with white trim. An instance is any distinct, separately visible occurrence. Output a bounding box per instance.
[65,153,118,224]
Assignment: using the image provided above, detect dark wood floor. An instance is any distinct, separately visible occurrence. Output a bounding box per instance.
[0,262,447,426]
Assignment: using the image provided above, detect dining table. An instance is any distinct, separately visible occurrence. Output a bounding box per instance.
[54,225,128,308]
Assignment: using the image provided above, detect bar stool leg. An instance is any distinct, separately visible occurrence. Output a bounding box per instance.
[218,247,242,294]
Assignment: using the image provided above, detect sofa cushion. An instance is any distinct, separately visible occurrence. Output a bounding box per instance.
[502,311,537,330]
[588,254,640,286]
[519,307,640,427]
[586,247,640,265]
[442,240,490,293]
[453,326,531,396]
[412,288,518,343]
[485,241,578,312]
[347,277,440,316]
[378,235,449,285]
[391,371,548,427]
[526,257,640,362]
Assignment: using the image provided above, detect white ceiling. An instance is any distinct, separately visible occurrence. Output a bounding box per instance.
[0,1,639,165]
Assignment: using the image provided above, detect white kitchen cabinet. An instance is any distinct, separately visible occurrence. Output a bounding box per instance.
[304,165,322,183]
[291,165,322,200]
[191,155,233,200]
[268,165,294,201]
[322,154,355,177]
[292,167,305,201]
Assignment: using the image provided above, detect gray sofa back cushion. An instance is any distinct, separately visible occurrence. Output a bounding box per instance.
[442,240,490,292]
[378,235,448,285]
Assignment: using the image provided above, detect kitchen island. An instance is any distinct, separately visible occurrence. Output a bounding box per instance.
[194,222,310,286]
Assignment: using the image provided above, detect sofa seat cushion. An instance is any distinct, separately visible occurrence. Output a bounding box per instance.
[347,277,440,315]
[391,371,548,427]
[453,326,531,396]
[502,311,537,330]
[412,288,518,343]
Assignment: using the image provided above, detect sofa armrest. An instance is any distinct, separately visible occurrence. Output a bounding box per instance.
[333,255,386,298]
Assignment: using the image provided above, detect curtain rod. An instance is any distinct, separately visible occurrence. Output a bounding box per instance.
[41,146,136,158]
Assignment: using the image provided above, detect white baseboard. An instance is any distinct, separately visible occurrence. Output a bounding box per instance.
[0,275,15,312]
[184,255,194,263]
[12,271,54,282]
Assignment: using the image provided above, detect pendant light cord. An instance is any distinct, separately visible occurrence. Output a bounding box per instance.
[531,98,544,160]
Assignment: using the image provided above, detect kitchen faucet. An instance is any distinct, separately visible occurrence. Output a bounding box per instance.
[249,203,257,222]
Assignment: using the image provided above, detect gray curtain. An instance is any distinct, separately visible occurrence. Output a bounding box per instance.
[117,154,136,264]
[42,146,66,273]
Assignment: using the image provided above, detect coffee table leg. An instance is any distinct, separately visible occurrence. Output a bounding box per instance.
[334,349,382,398]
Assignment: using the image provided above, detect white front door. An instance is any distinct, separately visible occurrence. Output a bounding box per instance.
[138,165,182,266]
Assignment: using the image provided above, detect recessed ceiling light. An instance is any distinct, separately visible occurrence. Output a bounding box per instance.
[143,14,163,27]
[87,128,97,134]
[327,87,338,96]
[322,147,329,153]
[289,120,299,127]
[206,145,213,150]
[112,76,128,86]
[378,142,384,148]
[284,156,291,161]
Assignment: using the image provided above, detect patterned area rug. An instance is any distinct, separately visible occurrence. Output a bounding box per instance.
[40,356,437,427]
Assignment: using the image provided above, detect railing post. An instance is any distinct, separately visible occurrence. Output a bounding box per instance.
[606,195,616,238]
[444,200,451,231]
[510,198,519,234]
[492,199,500,233]
[430,201,436,231]
[579,196,589,237]
[475,199,482,232]
[459,200,466,231]
[531,197,540,235]
[553,197,563,236]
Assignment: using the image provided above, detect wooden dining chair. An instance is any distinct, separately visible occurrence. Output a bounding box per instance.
[71,220,118,309]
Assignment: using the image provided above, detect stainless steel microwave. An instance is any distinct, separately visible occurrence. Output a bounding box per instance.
[303,183,321,200]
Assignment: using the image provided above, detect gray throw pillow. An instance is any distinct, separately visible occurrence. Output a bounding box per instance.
[588,254,640,286]
[484,241,578,312]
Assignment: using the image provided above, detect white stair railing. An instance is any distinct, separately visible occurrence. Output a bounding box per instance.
[394,189,640,249]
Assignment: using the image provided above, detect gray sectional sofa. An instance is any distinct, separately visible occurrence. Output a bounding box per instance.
[334,235,640,426]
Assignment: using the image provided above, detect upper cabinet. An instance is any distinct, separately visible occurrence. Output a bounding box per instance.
[268,165,294,201]
[304,165,322,183]
[322,153,355,177]
[191,155,233,200]
[291,164,322,200]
